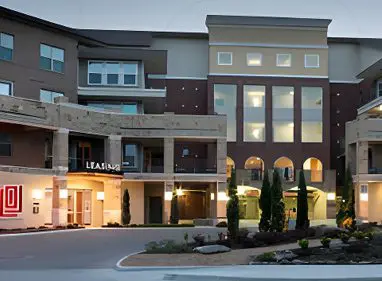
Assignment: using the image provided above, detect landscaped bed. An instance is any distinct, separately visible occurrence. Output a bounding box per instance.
[102,223,195,228]
[0,224,84,235]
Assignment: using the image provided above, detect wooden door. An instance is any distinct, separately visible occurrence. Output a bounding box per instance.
[76,191,83,225]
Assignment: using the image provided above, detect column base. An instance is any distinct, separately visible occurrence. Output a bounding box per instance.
[52,208,67,226]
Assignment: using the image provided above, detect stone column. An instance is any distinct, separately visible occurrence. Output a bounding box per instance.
[216,138,227,174]
[163,181,174,224]
[103,179,122,224]
[164,138,174,174]
[105,135,122,166]
[357,141,369,174]
[53,128,69,171]
[52,176,68,226]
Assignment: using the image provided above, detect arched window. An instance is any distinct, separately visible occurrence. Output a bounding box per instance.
[227,157,235,178]
[274,157,294,182]
[244,156,264,181]
[303,157,323,182]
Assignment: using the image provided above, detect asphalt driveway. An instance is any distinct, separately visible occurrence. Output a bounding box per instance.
[0,227,224,270]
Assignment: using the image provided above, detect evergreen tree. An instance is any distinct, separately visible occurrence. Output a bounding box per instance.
[259,170,271,232]
[227,168,239,239]
[336,166,355,228]
[170,189,179,224]
[122,189,131,225]
[296,170,309,229]
[270,169,285,232]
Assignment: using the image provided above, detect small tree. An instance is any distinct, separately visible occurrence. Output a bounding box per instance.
[226,168,239,239]
[270,169,285,232]
[337,166,356,229]
[170,189,179,224]
[259,170,271,232]
[296,170,309,229]
[122,189,131,225]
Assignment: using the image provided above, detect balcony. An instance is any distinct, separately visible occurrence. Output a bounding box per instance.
[174,158,217,174]
[78,87,166,99]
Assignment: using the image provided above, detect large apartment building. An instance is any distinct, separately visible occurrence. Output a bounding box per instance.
[1,6,382,228]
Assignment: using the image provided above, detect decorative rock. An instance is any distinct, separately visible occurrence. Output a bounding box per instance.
[292,259,309,265]
[275,250,298,261]
[313,225,348,238]
[193,245,231,254]
[247,232,256,239]
[279,259,292,265]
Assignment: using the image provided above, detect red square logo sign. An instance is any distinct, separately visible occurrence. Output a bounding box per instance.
[0,185,22,217]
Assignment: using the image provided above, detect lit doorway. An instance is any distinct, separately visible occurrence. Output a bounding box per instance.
[67,190,92,225]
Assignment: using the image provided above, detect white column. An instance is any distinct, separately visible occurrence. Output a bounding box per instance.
[52,176,68,227]
[217,138,227,174]
[53,128,69,171]
[105,135,122,166]
[164,138,174,174]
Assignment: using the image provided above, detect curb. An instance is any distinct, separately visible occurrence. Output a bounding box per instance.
[0,228,88,237]
[115,251,222,272]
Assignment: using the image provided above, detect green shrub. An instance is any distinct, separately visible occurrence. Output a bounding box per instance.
[365,231,374,241]
[144,240,193,254]
[67,224,75,229]
[227,169,239,239]
[255,251,276,262]
[259,170,271,232]
[320,237,331,248]
[298,239,309,249]
[340,233,350,243]
[216,221,228,228]
[106,222,121,227]
[353,231,366,240]
[122,189,131,225]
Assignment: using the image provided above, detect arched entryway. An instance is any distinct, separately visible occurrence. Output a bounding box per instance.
[244,156,264,181]
[303,157,323,182]
[227,157,235,179]
[274,157,294,182]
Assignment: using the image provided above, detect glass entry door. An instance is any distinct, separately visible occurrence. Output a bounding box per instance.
[67,190,92,225]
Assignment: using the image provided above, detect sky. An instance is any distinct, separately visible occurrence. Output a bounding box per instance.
[0,0,381,38]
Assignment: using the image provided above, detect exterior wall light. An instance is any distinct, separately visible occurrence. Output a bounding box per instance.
[32,189,43,200]
[327,192,336,201]
[59,189,68,199]
[217,191,229,201]
[165,191,172,201]
[96,192,105,201]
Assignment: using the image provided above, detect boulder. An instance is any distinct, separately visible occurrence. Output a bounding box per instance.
[247,232,256,239]
[275,250,298,261]
[291,259,309,265]
[313,225,348,238]
[193,245,231,254]
[279,259,292,265]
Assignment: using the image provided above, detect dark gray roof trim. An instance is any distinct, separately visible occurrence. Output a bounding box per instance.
[206,15,331,28]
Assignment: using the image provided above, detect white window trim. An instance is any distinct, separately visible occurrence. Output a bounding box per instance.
[276,53,292,67]
[87,61,139,87]
[0,79,13,96]
[217,52,233,66]
[246,53,262,66]
[40,43,65,73]
[304,54,320,68]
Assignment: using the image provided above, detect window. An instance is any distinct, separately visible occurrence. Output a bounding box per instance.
[0,33,13,61]
[305,54,320,68]
[214,84,237,141]
[0,81,12,96]
[243,85,265,142]
[377,80,382,97]
[0,133,11,156]
[40,89,64,103]
[88,61,138,86]
[301,87,323,143]
[272,86,294,142]
[276,54,291,67]
[247,53,262,66]
[217,52,232,65]
[123,144,138,168]
[360,184,368,201]
[40,44,64,73]
[89,103,139,114]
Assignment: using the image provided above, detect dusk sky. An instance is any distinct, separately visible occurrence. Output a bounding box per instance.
[0,0,380,38]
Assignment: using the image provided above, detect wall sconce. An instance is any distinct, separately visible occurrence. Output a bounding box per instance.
[165,191,172,201]
[210,193,215,200]
[360,193,368,202]
[32,189,43,200]
[176,188,184,196]
[97,192,105,201]
[59,189,68,199]
[327,192,336,201]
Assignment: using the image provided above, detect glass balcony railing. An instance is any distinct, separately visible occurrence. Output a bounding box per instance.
[174,158,217,174]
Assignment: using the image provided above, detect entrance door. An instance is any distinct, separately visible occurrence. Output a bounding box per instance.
[67,190,91,225]
[149,197,162,224]
[76,192,83,225]
[178,191,206,219]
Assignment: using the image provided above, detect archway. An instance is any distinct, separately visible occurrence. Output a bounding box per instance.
[274,157,294,182]
[303,157,323,182]
[244,156,264,181]
[226,157,235,178]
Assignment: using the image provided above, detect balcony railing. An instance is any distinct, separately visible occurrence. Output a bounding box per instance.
[123,158,164,173]
[368,167,382,174]
[174,158,217,174]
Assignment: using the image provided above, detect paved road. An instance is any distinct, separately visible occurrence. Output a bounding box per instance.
[0,227,225,270]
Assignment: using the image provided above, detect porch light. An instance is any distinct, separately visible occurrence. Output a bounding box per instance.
[97,192,105,201]
[59,189,68,199]
[210,193,215,200]
[327,192,336,201]
[176,188,184,196]
[165,191,172,201]
[32,189,43,200]
[379,105,382,111]
[217,191,229,201]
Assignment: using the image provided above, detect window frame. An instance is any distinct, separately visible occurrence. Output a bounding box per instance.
[377,79,382,97]
[0,32,14,61]
[87,61,139,87]
[246,53,262,66]
[0,132,12,157]
[122,143,138,168]
[304,54,320,68]
[40,43,65,73]
[276,53,292,67]
[40,89,64,103]
[88,102,139,114]
[0,80,13,96]
[217,52,233,66]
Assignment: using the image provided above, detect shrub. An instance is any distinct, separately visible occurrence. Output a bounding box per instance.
[259,170,271,232]
[73,223,79,228]
[144,240,193,254]
[26,227,36,230]
[38,226,48,229]
[67,224,75,229]
[298,239,309,249]
[320,237,331,248]
[353,231,366,240]
[122,189,131,225]
[271,169,285,232]
[107,222,121,227]
[340,233,350,243]
[216,221,228,228]
[296,171,309,230]
[227,169,239,239]
[336,166,355,229]
[255,251,276,262]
